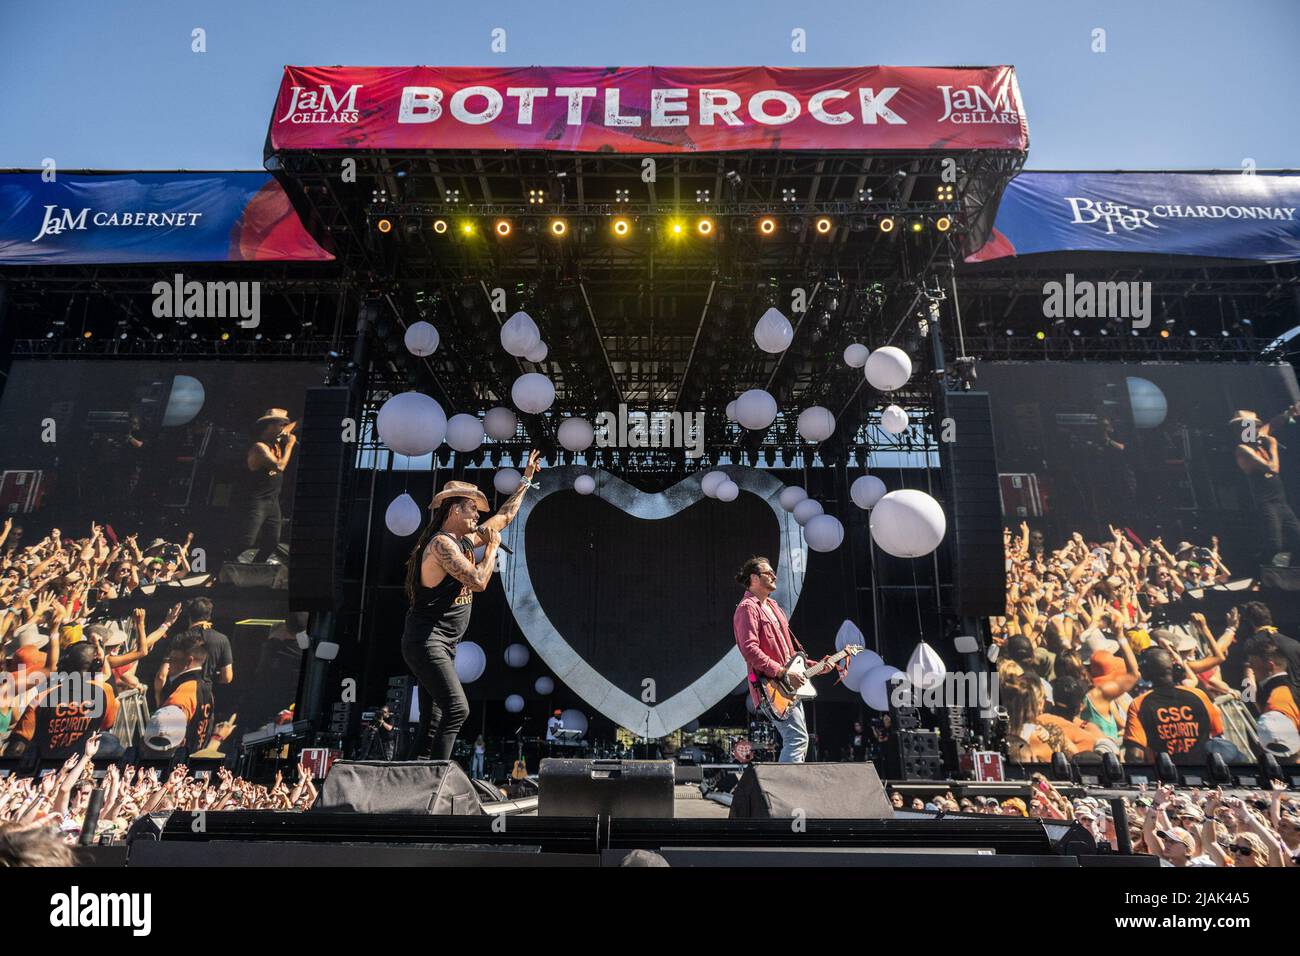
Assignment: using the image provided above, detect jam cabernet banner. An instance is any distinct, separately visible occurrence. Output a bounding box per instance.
[0,172,333,265]
[267,65,1029,153]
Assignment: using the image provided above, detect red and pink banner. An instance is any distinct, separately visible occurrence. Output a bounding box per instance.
[268,66,1028,154]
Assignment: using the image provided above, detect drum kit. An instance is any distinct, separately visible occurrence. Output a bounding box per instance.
[728,720,777,764]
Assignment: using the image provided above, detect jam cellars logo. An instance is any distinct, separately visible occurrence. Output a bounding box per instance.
[31,206,204,243]
[937,84,1020,124]
[1066,196,1298,235]
[278,83,363,124]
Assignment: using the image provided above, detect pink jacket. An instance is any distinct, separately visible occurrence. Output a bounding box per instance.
[733,590,804,707]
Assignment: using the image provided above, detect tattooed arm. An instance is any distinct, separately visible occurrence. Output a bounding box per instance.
[471,449,543,543]
[426,528,500,592]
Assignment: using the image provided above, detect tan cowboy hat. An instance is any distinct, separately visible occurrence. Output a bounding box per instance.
[1228,409,1260,425]
[256,407,292,426]
[430,480,489,512]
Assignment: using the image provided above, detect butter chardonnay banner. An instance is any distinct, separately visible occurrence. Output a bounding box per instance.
[967,171,1300,263]
[266,65,1029,153]
[0,172,334,265]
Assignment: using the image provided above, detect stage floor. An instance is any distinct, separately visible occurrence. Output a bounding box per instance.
[514,784,731,819]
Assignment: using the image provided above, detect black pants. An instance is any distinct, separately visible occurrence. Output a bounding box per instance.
[1262,498,1300,558]
[234,496,282,562]
[401,631,469,761]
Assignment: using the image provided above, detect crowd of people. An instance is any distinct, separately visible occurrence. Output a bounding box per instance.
[898,775,1298,867]
[994,522,1300,765]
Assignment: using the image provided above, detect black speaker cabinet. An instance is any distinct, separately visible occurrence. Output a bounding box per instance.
[728,763,895,819]
[316,760,482,815]
[538,759,675,818]
[289,386,352,611]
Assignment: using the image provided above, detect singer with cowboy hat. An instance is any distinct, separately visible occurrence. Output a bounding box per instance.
[232,408,298,564]
[402,450,542,760]
[1231,403,1300,567]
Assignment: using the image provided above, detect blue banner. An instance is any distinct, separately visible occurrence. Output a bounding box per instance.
[968,171,1300,263]
[0,172,332,265]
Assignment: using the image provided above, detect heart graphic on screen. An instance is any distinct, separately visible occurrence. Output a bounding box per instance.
[497,465,807,737]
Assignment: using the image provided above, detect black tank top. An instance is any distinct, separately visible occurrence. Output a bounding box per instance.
[1241,444,1286,504]
[405,531,475,644]
[242,440,284,500]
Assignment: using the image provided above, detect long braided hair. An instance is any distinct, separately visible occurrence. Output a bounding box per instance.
[405,497,466,601]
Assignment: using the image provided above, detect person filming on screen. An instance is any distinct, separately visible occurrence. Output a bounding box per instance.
[233,408,298,564]
[1232,404,1300,568]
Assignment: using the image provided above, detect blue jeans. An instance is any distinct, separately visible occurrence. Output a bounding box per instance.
[771,701,809,763]
[1205,736,1249,764]
[470,751,485,779]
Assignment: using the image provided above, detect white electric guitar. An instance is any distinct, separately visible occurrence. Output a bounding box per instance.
[758,646,863,720]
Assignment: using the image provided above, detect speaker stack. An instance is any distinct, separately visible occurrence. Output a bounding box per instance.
[288,386,353,611]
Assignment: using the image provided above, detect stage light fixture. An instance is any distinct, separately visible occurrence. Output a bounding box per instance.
[432,219,448,235]
[460,221,476,236]
[404,219,422,238]
[549,219,568,237]
[910,219,924,233]
[786,216,805,234]
[935,216,952,232]
[879,217,895,233]
[221,332,230,341]
[612,217,631,237]
[528,189,545,205]
[696,217,715,237]
[494,219,512,237]
[1035,331,1045,340]
[758,216,777,236]
[376,218,393,234]
[814,217,833,234]
[937,184,956,201]
[669,219,685,237]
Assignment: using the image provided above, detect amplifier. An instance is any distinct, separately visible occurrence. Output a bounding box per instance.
[538,759,675,818]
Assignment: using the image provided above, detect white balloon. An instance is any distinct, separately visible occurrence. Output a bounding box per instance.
[484,406,518,441]
[454,641,487,683]
[735,388,778,430]
[865,346,913,392]
[803,513,844,552]
[725,401,738,422]
[779,486,808,512]
[511,372,556,414]
[384,493,423,536]
[376,392,447,456]
[534,676,555,695]
[716,480,739,502]
[851,474,887,510]
[494,468,522,494]
[843,343,870,368]
[843,649,884,692]
[861,665,903,712]
[404,320,440,357]
[558,417,595,452]
[525,340,549,363]
[574,474,596,495]
[1126,376,1168,429]
[881,404,909,435]
[501,311,541,357]
[906,641,947,691]
[560,708,588,736]
[869,489,947,558]
[792,498,824,526]
[701,471,729,498]
[797,406,836,443]
[504,643,531,668]
[753,307,794,353]
[505,694,525,713]
[445,413,485,452]
[834,619,866,652]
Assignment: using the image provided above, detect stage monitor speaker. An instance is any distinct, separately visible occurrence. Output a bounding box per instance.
[288,386,352,611]
[935,389,1006,616]
[538,759,675,818]
[728,763,895,819]
[316,760,482,816]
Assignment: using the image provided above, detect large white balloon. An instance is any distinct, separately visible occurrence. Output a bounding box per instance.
[404,321,440,357]
[558,417,595,452]
[834,619,866,652]
[861,665,903,711]
[906,641,947,691]
[445,413,485,452]
[735,389,778,430]
[701,471,729,498]
[803,514,844,552]
[797,406,836,443]
[376,392,447,456]
[869,489,947,558]
[574,474,596,495]
[511,372,556,414]
[753,307,794,353]
[725,401,738,422]
[534,676,555,695]
[494,468,522,494]
[504,643,531,668]
[525,340,549,364]
[484,406,518,441]
[843,649,884,692]
[865,346,913,392]
[779,486,808,511]
[560,709,588,736]
[1126,376,1168,429]
[843,343,870,368]
[501,311,541,357]
[792,498,824,526]
[505,694,525,713]
[881,404,909,435]
[454,641,487,683]
[716,480,739,502]
[851,474,887,510]
[384,493,423,536]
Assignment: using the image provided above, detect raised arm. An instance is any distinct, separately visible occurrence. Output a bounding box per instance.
[474,449,543,540]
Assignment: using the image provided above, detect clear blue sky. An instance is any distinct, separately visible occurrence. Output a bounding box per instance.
[2,0,1297,171]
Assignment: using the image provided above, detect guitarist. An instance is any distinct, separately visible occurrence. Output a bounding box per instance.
[733,556,815,763]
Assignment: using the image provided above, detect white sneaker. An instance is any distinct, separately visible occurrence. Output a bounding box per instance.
[1272,552,1291,568]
